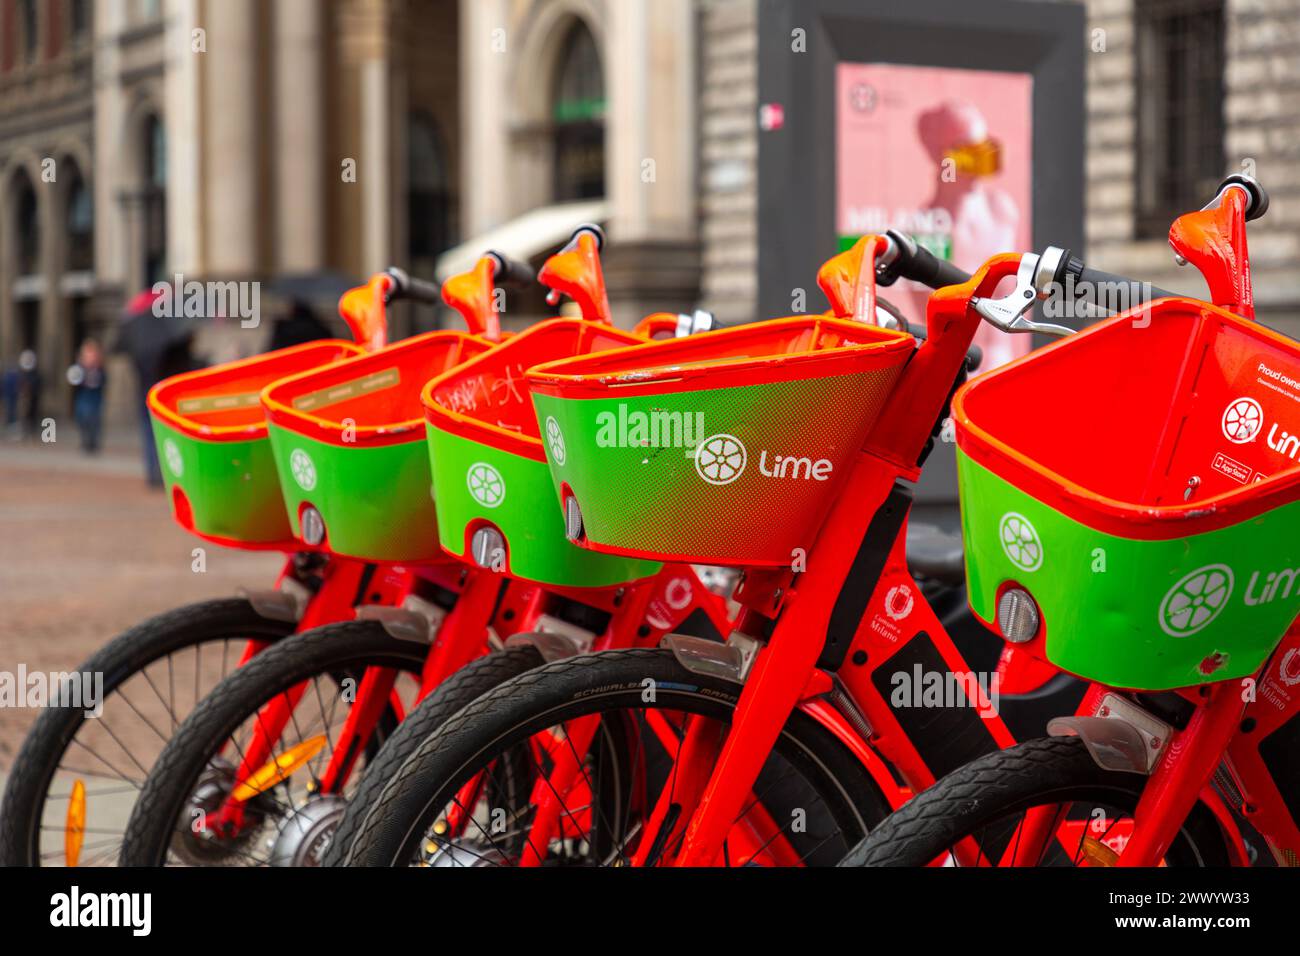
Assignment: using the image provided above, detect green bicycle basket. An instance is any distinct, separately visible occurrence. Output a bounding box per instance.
[955,297,1300,690]
[148,340,366,548]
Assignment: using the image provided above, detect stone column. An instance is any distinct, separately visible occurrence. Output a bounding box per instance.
[273,0,326,272]
[601,0,700,326]
[204,0,260,276]
[459,0,510,236]
[350,0,393,275]
[164,0,203,277]
[93,0,127,289]
[39,175,64,422]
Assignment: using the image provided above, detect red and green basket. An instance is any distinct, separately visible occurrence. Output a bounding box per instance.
[148,340,366,548]
[422,318,662,587]
[526,316,914,567]
[954,296,1300,690]
[261,330,491,561]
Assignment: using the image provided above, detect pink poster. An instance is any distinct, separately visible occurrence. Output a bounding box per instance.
[837,63,1034,368]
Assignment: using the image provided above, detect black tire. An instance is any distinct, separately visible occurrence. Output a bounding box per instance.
[343,647,890,867]
[840,736,1231,867]
[325,643,545,866]
[0,598,295,867]
[118,621,431,866]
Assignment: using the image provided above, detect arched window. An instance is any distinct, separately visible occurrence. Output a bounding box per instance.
[142,114,167,284]
[14,172,39,276]
[65,163,93,273]
[408,112,451,273]
[552,21,605,201]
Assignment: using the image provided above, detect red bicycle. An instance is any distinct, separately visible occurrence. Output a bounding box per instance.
[846,176,1299,868]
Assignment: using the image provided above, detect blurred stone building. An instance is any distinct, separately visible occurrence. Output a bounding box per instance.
[0,0,1297,431]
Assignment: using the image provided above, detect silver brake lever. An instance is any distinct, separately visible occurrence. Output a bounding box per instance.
[970,252,1075,338]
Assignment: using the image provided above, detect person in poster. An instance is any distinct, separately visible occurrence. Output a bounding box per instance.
[838,64,1033,370]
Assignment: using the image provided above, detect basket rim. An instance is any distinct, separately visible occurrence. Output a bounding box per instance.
[422,317,647,462]
[261,329,490,447]
[524,315,914,400]
[953,297,1300,540]
[148,339,365,442]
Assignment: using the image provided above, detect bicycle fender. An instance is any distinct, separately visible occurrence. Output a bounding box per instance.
[505,630,589,662]
[1047,715,1153,774]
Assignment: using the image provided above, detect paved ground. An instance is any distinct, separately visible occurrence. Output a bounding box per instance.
[0,433,282,769]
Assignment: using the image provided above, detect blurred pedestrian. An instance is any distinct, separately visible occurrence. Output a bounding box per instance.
[2,358,20,435]
[17,349,42,440]
[113,290,197,486]
[68,338,108,454]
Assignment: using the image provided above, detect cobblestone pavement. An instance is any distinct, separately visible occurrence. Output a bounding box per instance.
[0,437,282,767]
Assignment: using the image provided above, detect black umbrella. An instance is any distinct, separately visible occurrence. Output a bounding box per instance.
[112,289,199,387]
[267,272,362,311]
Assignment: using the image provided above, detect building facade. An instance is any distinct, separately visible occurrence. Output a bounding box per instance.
[1,0,1297,432]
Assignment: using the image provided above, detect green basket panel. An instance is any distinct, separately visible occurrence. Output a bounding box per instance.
[958,450,1300,689]
[151,418,292,544]
[530,367,903,566]
[427,428,660,587]
[267,425,439,561]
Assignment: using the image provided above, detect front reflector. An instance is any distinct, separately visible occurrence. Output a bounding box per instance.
[564,495,584,541]
[300,506,325,546]
[471,527,506,569]
[997,588,1040,643]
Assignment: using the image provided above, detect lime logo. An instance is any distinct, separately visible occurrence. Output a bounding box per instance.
[998,513,1043,572]
[544,416,566,465]
[289,449,317,491]
[163,439,184,478]
[1222,397,1262,444]
[1159,564,1234,637]
[467,462,505,508]
[695,434,747,486]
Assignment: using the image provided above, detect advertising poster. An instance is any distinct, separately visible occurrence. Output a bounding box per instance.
[838,62,1034,369]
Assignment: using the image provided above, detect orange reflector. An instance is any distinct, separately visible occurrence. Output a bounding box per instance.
[1080,836,1119,867]
[65,779,86,868]
[231,735,328,802]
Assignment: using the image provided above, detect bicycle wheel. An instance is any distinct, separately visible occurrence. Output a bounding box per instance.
[0,598,295,867]
[324,644,545,866]
[117,621,433,866]
[840,736,1230,867]
[342,647,889,867]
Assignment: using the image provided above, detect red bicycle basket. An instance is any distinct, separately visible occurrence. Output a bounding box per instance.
[147,340,365,548]
[526,316,914,566]
[421,318,660,586]
[954,297,1300,689]
[259,330,491,561]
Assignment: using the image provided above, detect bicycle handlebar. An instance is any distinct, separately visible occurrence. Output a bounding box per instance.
[383,268,441,306]
[877,231,973,291]
[1040,249,1182,311]
[485,251,535,290]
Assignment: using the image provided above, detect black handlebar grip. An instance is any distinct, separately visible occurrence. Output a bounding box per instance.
[567,223,606,251]
[907,244,973,291]
[1219,173,1270,222]
[383,268,440,306]
[1061,250,1180,307]
[880,232,972,290]
[485,251,535,290]
[404,276,443,306]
